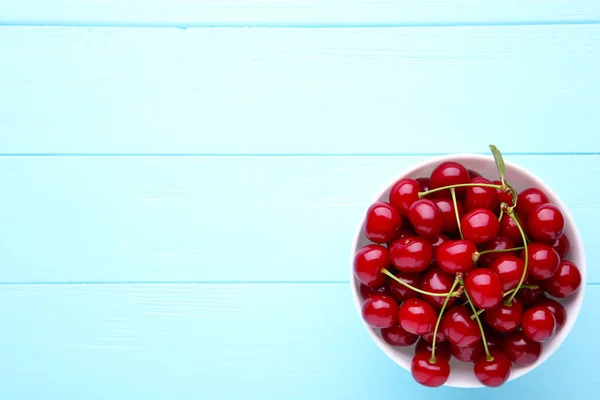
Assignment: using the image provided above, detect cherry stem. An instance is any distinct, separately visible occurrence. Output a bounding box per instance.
[460,279,492,361]
[430,277,460,364]
[498,209,504,222]
[450,187,464,240]
[382,268,462,298]
[506,211,529,303]
[418,183,503,198]
[468,284,539,319]
[477,246,525,257]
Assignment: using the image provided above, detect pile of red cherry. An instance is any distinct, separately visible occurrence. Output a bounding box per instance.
[353,149,582,388]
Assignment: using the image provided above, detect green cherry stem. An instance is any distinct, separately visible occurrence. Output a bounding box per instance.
[476,246,525,257]
[460,277,492,361]
[418,183,503,198]
[450,187,464,239]
[430,277,460,364]
[382,268,462,298]
[506,210,529,304]
[498,208,504,222]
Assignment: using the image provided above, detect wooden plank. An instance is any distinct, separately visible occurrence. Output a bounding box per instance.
[1,26,599,154]
[0,155,596,283]
[1,0,599,26]
[0,282,596,399]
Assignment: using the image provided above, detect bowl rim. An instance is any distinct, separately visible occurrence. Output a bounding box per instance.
[349,152,587,388]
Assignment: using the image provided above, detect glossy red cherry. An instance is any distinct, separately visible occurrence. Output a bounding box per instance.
[493,180,514,207]
[385,271,422,302]
[416,177,431,193]
[364,201,403,243]
[521,242,560,280]
[499,213,524,245]
[389,179,421,217]
[545,260,582,298]
[436,239,477,274]
[515,279,544,305]
[429,161,470,198]
[451,341,483,362]
[536,297,567,328]
[484,298,523,332]
[468,169,482,179]
[521,306,556,343]
[421,329,446,344]
[415,337,451,361]
[441,305,482,347]
[516,188,549,218]
[477,236,518,268]
[432,198,465,233]
[359,283,387,300]
[381,324,419,346]
[465,269,504,309]
[411,352,450,387]
[390,237,433,273]
[527,203,565,243]
[502,330,541,366]
[420,266,457,309]
[353,244,390,288]
[461,208,500,244]
[408,199,444,238]
[474,350,511,387]
[489,255,527,291]
[552,234,570,259]
[361,294,398,328]
[398,298,438,336]
[464,177,499,211]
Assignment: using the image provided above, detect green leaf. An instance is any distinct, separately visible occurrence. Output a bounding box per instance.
[489,144,506,182]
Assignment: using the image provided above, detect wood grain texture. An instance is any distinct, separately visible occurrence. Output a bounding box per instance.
[0,155,596,283]
[1,26,599,154]
[1,0,599,26]
[0,282,595,399]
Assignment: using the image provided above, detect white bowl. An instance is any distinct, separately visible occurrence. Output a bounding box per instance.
[350,153,586,388]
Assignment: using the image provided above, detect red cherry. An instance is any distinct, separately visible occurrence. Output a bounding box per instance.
[521,243,560,280]
[483,298,523,332]
[493,180,514,208]
[467,169,482,179]
[489,255,527,291]
[521,306,556,343]
[421,329,446,344]
[552,234,570,259]
[364,201,403,243]
[408,199,443,238]
[359,283,387,300]
[516,279,544,305]
[385,271,422,302]
[381,324,419,346]
[499,214,524,245]
[474,350,512,387]
[535,297,567,328]
[451,341,483,362]
[441,305,482,347]
[436,239,477,274]
[502,330,541,366]
[415,337,451,361]
[411,352,450,387]
[545,260,582,298]
[361,294,398,328]
[428,234,450,257]
[416,177,431,193]
[420,266,457,309]
[464,177,499,211]
[390,237,433,273]
[516,188,549,219]
[398,298,438,336]
[429,161,470,198]
[527,203,565,243]
[389,179,421,217]
[465,269,504,309]
[461,208,500,244]
[432,198,465,233]
[353,244,390,288]
[477,236,517,268]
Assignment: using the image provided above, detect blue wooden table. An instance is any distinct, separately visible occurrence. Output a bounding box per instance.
[1,1,599,398]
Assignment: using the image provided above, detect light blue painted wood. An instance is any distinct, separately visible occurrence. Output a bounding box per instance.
[0,155,596,283]
[1,26,600,154]
[1,0,599,26]
[0,283,595,399]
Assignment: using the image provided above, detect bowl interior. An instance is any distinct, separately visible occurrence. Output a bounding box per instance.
[350,153,586,388]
